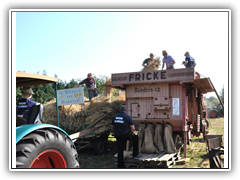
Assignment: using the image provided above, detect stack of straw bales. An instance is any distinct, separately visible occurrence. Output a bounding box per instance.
[141,57,161,72]
[43,82,125,135]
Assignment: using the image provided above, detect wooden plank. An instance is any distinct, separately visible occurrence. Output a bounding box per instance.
[150,153,165,161]
[138,154,157,165]
[114,151,132,159]
[143,154,160,162]
[158,153,175,167]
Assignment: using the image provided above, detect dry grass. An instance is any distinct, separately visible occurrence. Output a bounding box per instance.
[172,117,224,168]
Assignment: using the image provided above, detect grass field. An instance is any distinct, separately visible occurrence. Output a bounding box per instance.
[77,117,224,169]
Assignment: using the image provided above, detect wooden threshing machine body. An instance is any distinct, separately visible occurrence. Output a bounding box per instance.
[111,68,215,156]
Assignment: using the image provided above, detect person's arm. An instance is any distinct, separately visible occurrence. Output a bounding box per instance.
[128,116,135,132]
[142,59,148,67]
[92,78,97,89]
[130,125,135,132]
[111,116,115,130]
[167,56,175,68]
[162,62,165,70]
[29,99,39,106]
[184,56,190,66]
[168,60,176,67]
[75,79,86,88]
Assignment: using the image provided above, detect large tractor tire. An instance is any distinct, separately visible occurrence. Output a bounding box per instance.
[16,128,79,168]
[209,110,218,118]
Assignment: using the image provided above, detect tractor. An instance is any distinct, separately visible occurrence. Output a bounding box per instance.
[15,72,79,168]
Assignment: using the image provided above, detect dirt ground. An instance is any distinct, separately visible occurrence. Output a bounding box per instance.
[77,117,224,169]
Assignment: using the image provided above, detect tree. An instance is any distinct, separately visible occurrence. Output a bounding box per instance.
[205,96,220,109]
[65,79,78,89]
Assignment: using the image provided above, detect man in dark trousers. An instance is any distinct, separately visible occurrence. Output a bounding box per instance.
[112,105,140,168]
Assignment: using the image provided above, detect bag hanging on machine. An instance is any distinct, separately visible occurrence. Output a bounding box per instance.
[141,123,157,154]
[163,123,177,154]
[138,122,146,153]
[154,123,165,153]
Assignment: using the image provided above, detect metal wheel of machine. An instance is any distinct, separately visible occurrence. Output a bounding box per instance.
[16,128,79,168]
[92,138,106,155]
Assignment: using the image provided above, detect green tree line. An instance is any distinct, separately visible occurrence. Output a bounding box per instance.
[204,86,224,109]
[16,71,109,104]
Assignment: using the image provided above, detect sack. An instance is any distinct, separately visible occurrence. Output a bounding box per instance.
[141,123,157,154]
[138,123,146,153]
[163,123,176,154]
[154,123,164,153]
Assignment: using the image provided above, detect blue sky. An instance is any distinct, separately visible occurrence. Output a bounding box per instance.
[15,10,229,97]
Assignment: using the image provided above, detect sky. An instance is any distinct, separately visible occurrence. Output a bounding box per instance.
[15,10,229,97]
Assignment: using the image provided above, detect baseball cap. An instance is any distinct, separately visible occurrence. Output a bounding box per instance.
[162,50,167,55]
[120,105,127,111]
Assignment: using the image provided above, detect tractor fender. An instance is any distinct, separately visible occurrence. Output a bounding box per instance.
[16,124,72,144]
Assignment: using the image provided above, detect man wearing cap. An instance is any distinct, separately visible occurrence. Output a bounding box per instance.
[161,50,176,70]
[16,87,40,126]
[112,105,140,168]
[76,73,98,101]
[184,51,196,68]
[142,53,154,67]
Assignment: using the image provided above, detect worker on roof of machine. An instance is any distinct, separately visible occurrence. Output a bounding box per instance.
[161,50,176,70]
[76,73,98,101]
[183,51,196,68]
[142,53,154,67]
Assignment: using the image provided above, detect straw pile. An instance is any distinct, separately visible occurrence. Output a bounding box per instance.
[104,78,113,98]
[43,84,125,135]
[141,57,161,72]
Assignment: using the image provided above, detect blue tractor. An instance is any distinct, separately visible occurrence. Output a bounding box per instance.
[16,72,79,168]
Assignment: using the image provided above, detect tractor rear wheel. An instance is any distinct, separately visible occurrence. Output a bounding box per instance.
[16,128,79,168]
[210,111,218,118]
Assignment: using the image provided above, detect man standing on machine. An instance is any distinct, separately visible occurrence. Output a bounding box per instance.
[76,73,98,101]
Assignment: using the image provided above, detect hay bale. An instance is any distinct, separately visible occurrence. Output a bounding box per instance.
[43,92,125,134]
[141,58,161,72]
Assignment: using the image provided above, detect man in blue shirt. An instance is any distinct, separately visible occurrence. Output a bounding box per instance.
[161,50,176,70]
[16,87,40,126]
[184,51,196,68]
[112,105,140,168]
